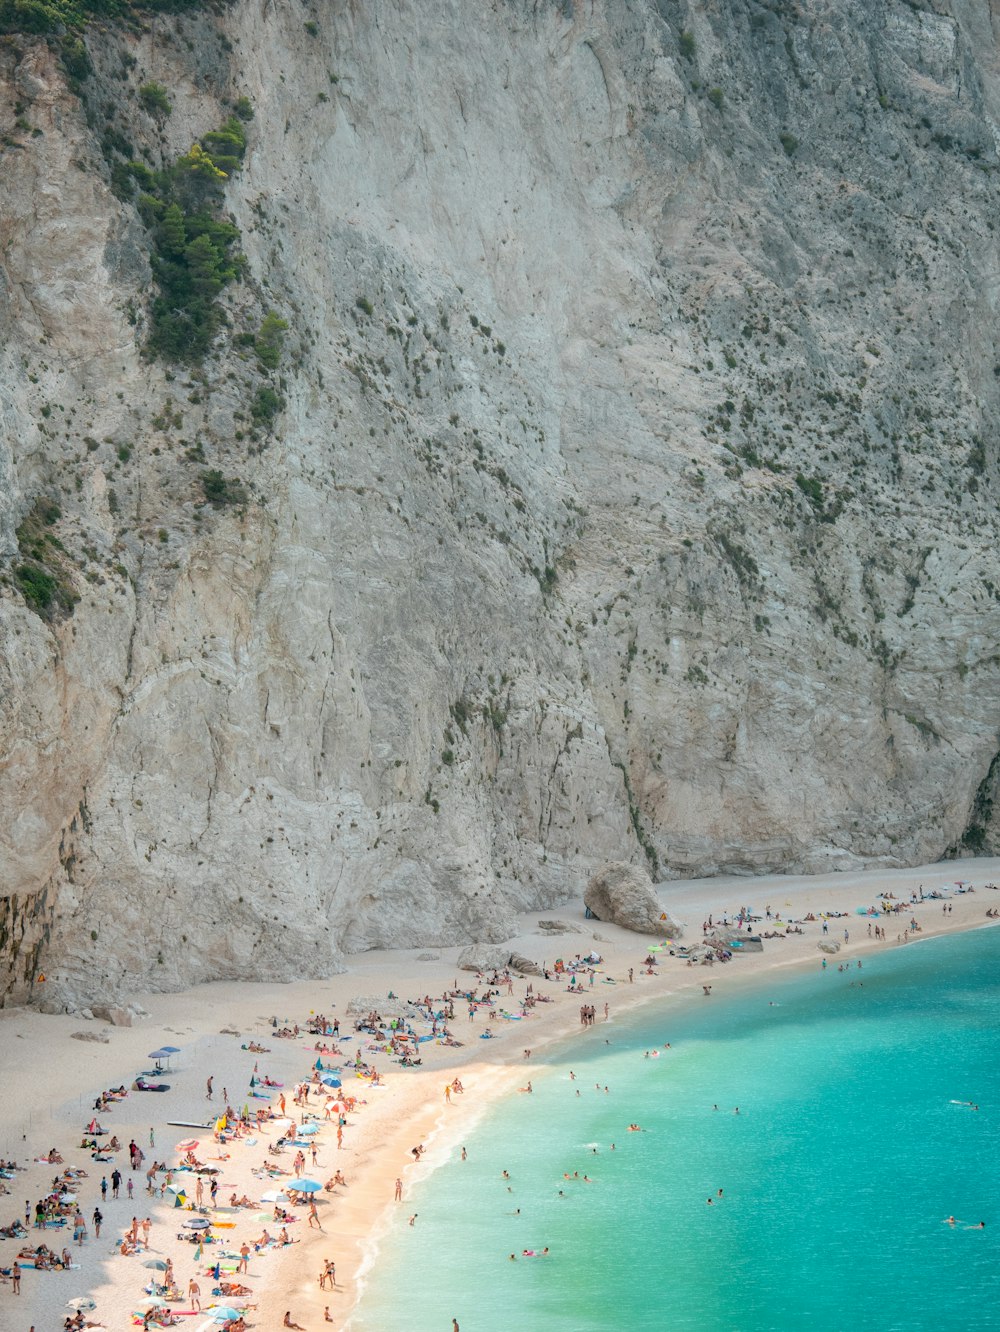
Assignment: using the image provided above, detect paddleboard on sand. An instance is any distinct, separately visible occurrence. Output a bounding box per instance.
[167,1121,214,1129]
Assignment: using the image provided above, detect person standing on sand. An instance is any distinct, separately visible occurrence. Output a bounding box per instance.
[238,1242,250,1274]
[188,1278,201,1310]
[206,1076,213,1100]
[11,1261,20,1293]
[394,1178,403,1201]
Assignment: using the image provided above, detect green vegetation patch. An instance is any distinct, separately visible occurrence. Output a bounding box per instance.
[0,0,206,37]
[113,116,248,362]
[200,468,245,507]
[13,498,78,620]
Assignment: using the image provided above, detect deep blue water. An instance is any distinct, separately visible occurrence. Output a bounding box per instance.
[351,927,1000,1331]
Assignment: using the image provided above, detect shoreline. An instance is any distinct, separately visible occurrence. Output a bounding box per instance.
[2,856,998,1330]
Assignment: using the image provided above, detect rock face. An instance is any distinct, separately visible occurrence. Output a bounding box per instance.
[1,0,1000,1006]
[585,862,682,937]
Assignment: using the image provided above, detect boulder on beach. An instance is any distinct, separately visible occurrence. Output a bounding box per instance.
[818,940,841,954]
[584,862,684,937]
[537,919,580,934]
[91,1004,132,1027]
[457,943,514,973]
[508,953,543,976]
[711,930,764,953]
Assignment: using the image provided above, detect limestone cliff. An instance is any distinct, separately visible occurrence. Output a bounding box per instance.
[1,0,999,1007]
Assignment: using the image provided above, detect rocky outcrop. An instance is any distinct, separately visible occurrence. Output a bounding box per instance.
[457,944,517,973]
[585,862,683,937]
[818,940,842,955]
[537,920,580,935]
[508,953,544,976]
[0,0,999,1006]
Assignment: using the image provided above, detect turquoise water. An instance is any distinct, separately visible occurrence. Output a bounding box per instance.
[351,928,1000,1331]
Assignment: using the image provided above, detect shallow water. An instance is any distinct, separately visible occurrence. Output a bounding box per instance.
[350,927,1000,1331]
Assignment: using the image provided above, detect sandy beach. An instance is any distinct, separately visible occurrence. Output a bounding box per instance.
[2,857,998,1332]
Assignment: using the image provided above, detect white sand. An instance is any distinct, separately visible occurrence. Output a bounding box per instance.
[1,857,998,1331]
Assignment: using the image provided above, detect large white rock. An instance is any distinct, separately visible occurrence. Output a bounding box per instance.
[584,862,683,937]
[457,944,514,973]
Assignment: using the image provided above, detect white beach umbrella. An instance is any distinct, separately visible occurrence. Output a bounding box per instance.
[67,1297,97,1310]
[260,1190,289,1204]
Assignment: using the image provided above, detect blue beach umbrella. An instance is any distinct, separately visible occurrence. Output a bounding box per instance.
[319,1074,341,1087]
[297,1123,318,1136]
[208,1307,241,1322]
[287,1178,321,1193]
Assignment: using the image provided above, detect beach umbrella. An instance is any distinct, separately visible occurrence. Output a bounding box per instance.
[260,1190,289,1203]
[176,1138,200,1152]
[159,1045,181,1053]
[182,1216,211,1229]
[139,1296,169,1308]
[287,1178,321,1193]
[297,1123,318,1135]
[319,1074,341,1088]
[143,1258,170,1270]
[208,1308,241,1323]
[67,1297,97,1310]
